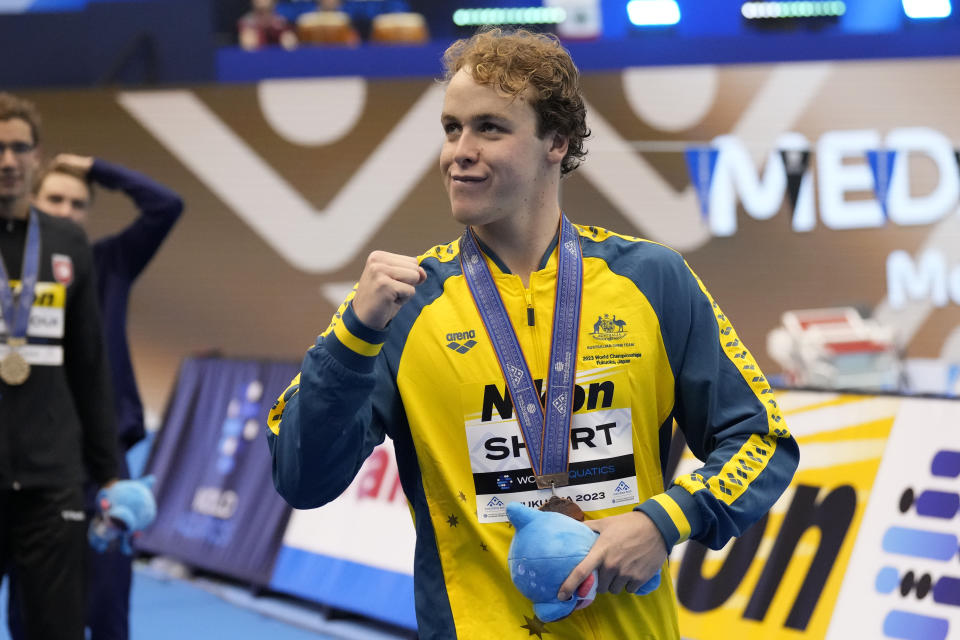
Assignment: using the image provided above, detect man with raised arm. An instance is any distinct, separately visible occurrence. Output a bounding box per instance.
[268,29,798,639]
[24,152,182,640]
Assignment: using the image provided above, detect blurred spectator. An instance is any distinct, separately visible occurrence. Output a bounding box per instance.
[297,0,361,46]
[369,10,428,44]
[238,0,298,50]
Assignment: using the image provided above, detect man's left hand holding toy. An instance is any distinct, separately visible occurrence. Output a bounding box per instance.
[558,511,667,601]
[88,475,158,555]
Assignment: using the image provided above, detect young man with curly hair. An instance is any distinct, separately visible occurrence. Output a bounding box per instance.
[268,29,798,639]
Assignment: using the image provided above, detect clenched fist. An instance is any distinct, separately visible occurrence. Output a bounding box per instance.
[351,251,427,330]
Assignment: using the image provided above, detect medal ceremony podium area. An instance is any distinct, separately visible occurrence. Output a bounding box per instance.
[3,1,960,638]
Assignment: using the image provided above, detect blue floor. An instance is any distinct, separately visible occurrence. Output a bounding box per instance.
[0,568,359,640]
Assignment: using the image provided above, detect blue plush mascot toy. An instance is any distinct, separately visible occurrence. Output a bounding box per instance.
[507,502,661,622]
[89,475,158,555]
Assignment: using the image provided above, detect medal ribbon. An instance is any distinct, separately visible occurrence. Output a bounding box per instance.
[0,210,41,343]
[460,216,583,483]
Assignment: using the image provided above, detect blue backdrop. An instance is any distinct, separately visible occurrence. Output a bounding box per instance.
[137,356,297,585]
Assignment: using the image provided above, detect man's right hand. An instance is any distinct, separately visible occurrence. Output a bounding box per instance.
[351,251,426,330]
[52,153,94,174]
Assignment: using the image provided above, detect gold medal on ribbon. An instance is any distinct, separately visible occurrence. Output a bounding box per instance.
[0,211,41,387]
[0,339,30,385]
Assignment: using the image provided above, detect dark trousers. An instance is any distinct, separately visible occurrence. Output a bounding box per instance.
[84,545,132,640]
[0,486,87,640]
[6,502,132,640]
[82,453,134,640]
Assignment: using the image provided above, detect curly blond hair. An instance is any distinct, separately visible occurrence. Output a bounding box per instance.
[442,28,589,175]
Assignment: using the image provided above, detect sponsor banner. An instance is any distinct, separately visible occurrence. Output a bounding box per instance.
[271,442,416,628]
[0,281,65,338]
[671,391,960,640]
[137,357,296,585]
[463,368,639,522]
[277,443,415,575]
[826,397,960,640]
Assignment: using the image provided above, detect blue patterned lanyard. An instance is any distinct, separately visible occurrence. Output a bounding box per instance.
[0,211,41,342]
[460,216,583,489]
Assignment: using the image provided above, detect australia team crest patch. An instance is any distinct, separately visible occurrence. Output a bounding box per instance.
[52,254,74,286]
[590,313,628,341]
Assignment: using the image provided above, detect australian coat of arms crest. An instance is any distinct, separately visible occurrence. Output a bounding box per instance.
[590,314,627,341]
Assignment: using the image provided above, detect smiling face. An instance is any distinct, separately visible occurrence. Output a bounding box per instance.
[440,69,564,232]
[33,170,91,225]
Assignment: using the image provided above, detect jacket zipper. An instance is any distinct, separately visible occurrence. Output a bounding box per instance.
[522,284,546,390]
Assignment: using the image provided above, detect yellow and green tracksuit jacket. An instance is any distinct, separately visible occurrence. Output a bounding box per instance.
[267,224,799,639]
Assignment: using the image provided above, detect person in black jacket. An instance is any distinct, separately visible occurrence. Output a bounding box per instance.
[0,94,119,640]
[8,154,181,640]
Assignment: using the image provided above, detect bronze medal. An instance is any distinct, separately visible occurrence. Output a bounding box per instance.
[0,349,30,385]
[535,472,570,490]
[539,495,585,522]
